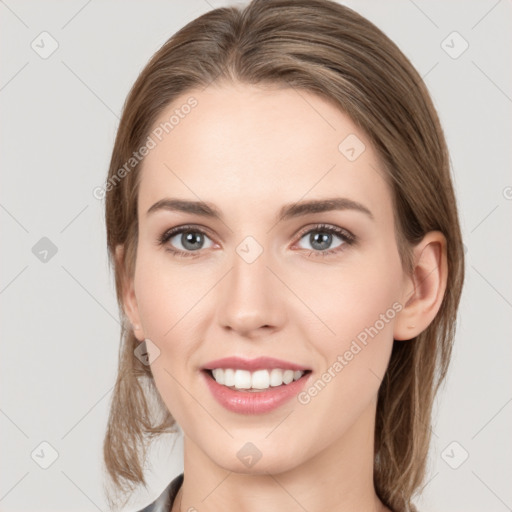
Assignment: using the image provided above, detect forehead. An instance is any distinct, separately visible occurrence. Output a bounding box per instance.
[137,83,391,222]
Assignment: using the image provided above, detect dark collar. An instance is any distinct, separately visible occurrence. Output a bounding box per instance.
[137,473,184,512]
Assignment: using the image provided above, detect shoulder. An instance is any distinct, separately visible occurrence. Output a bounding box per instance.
[136,473,184,512]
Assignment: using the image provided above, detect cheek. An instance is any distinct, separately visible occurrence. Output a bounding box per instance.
[133,261,170,338]
[304,248,403,374]
[294,258,401,436]
[132,252,205,424]
[133,249,209,338]
[311,257,401,324]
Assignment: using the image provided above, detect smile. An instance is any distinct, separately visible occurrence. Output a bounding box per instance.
[200,356,313,414]
[209,368,307,391]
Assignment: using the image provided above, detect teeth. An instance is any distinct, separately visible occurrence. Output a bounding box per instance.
[283,370,294,384]
[269,368,283,386]
[251,369,269,389]
[210,368,306,390]
[234,369,251,389]
[224,368,235,386]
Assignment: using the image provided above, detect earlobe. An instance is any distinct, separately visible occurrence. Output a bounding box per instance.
[115,244,145,341]
[393,231,448,341]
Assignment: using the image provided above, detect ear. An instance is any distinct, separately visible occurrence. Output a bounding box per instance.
[394,231,448,341]
[115,244,145,342]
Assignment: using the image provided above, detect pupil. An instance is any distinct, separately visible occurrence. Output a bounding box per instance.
[183,232,203,250]
[311,232,331,251]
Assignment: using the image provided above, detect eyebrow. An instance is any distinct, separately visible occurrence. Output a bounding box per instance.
[146,197,374,222]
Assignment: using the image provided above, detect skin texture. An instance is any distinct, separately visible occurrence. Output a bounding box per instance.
[119,83,447,512]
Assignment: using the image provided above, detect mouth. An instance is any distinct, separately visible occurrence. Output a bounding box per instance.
[202,368,312,392]
[200,356,313,413]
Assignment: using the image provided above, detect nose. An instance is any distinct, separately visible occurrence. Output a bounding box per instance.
[216,245,285,337]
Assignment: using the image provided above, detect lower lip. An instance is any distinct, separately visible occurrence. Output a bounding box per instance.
[202,370,311,414]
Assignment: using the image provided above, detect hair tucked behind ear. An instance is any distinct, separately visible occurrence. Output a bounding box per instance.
[102,1,464,510]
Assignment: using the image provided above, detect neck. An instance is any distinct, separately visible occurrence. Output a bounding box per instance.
[173,399,390,512]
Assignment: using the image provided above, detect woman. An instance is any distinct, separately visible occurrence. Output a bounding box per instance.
[102,1,465,511]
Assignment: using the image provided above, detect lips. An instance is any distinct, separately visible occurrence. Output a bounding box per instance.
[200,356,312,414]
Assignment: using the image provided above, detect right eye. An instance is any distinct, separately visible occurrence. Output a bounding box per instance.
[158,225,215,257]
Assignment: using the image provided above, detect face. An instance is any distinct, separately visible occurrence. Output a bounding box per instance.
[123,82,411,474]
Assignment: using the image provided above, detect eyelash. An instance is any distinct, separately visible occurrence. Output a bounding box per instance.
[157,223,356,259]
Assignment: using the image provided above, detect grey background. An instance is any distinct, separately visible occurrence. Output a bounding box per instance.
[1,0,511,510]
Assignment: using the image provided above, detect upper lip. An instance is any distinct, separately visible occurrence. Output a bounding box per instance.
[202,356,311,372]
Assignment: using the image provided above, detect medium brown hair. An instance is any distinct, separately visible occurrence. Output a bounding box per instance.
[102,1,465,510]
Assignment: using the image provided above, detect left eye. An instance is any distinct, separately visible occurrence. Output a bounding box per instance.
[296,227,347,252]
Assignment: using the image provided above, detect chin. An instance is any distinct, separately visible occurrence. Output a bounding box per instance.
[204,440,306,476]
